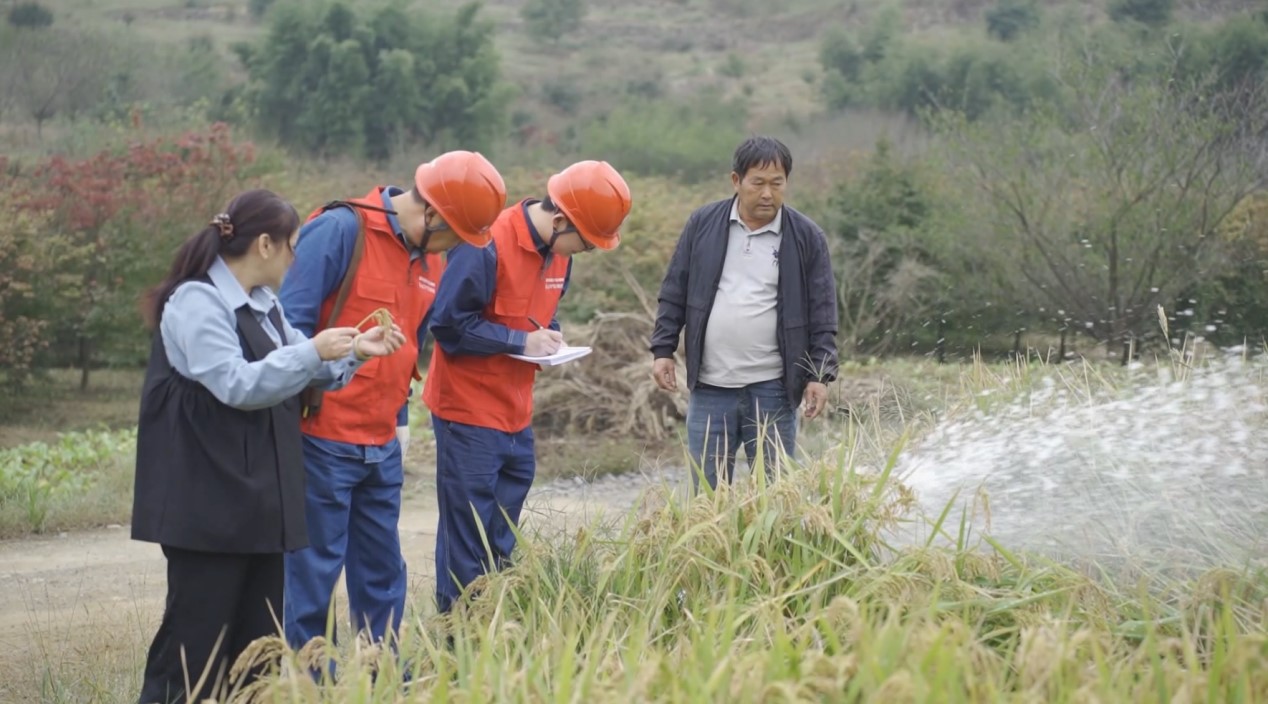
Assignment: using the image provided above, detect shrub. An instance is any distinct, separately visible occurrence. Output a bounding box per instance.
[1108,0,1173,27]
[985,0,1039,41]
[0,428,136,533]
[7,2,53,29]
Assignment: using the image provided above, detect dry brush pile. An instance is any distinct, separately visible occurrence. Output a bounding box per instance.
[533,310,687,441]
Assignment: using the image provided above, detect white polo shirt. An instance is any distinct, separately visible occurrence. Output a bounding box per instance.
[698,200,784,387]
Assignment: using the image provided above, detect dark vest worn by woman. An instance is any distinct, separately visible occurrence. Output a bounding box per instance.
[131,289,307,553]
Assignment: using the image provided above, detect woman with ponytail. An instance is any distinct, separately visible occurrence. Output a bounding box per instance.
[131,189,406,704]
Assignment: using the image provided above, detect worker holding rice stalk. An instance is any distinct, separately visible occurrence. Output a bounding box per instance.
[650,136,839,491]
[277,152,507,652]
[424,160,632,613]
[132,189,407,704]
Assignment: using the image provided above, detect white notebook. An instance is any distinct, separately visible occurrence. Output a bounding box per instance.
[507,346,593,367]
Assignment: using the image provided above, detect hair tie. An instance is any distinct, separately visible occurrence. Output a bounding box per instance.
[211,213,234,239]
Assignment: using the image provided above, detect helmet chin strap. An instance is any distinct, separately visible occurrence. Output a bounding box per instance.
[418,225,436,253]
[541,219,573,272]
[417,210,448,253]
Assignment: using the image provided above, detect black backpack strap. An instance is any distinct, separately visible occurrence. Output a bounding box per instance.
[319,199,397,216]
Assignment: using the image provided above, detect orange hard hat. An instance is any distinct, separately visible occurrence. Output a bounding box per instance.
[414,151,507,247]
[547,161,631,251]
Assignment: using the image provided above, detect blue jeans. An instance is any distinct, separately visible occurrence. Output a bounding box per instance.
[432,416,535,613]
[284,436,406,651]
[686,379,798,491]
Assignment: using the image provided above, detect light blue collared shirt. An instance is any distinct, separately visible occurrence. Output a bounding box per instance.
[160,257,364,411]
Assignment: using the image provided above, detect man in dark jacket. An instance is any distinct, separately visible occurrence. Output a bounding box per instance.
[650,136,838,490]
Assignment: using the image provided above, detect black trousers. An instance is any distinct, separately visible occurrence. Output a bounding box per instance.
[137,546,284,704]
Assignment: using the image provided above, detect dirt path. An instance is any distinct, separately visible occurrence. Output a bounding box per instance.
[0,468,675,702]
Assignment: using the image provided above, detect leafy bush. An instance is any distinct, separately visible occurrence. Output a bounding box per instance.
[817,139,949,355]
[1187,192,1268,347]
[542,78,582,114]
[1191,19,1268,91]
[6,2,53,29]
[521,0,586,39]
[874,39,1053,120]
[719,52,746,78]
[248,0,277,20]
[1108,0,1173,27]
[985,0,1039,41]
[0,428,136,533]
[817,9,900,110]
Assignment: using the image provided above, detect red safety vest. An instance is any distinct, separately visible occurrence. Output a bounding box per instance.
[301,188,444,446]
[424,201,569,433]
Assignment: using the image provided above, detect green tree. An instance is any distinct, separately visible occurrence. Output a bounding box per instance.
[819,28,863,108]
[243,1,506,160]
[1201,20,1268,91]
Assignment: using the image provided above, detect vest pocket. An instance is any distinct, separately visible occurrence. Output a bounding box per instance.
[492,295,531,320]
[353,357,380,379]
[355,276,398,305]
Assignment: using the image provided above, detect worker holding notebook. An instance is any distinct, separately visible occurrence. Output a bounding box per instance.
[277,151,507,655]
[424,160,632,613]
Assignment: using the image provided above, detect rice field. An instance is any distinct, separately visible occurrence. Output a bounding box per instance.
[90,353,1268,703]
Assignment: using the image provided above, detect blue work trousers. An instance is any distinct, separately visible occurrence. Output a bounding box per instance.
[686,379,798,491]
[283,436,406,650]
[432,416,535,613]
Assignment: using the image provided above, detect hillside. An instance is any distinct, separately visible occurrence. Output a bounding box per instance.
[24,0,1259,145]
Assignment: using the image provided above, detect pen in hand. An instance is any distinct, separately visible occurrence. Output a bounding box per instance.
[524,316,564,358]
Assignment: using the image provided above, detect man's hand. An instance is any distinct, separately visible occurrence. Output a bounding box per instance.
[396,425,410,457]
[524,329,564,357]
[802,382,829,419]
[652,357,677,391]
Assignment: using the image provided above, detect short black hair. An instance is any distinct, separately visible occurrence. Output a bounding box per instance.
[732,136,792,180]
[540,196,559,214]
